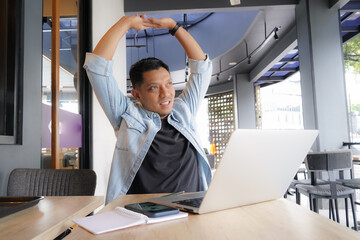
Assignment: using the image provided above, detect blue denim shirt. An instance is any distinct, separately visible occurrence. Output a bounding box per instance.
[84,53,213,204]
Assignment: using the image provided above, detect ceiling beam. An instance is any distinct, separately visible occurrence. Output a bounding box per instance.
[124,0,298,14]
[280,56,299,61]
[277,57,298,68]
[340,12,354,23]
[343,32,360,42]
[342,25,360,32]
[340,1,360,11]
[258,76,285,81]
[257,69,298,85]
[329,0,350,9]
[249,26,297,83]
[268,67,299,72]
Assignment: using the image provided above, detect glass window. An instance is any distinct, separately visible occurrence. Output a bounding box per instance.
[0,0,23,144]
[258,72,304,130]
[42,13,80,169]
[344,35,360,142]
[343,34,360,186]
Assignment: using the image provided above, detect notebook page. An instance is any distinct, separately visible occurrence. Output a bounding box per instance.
[73,208,147,234]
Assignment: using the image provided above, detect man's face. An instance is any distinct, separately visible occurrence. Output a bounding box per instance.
[131,67,175,119]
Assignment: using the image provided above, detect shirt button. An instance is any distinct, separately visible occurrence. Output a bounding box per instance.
[137,158,141,163]
[153,114,157,118]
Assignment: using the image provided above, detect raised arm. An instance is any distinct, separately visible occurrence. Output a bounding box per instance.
[147,17,206,61]
[85,15,149,130]
[93,15,148,60]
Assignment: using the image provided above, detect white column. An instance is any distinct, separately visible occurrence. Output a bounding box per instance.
[92,0,126,197]
[296,0,349,151]
[234,74,257,129]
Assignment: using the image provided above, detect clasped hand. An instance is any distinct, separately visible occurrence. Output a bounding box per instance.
[125,14,177,32]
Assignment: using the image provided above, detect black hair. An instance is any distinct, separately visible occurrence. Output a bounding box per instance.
[129,57,170,89]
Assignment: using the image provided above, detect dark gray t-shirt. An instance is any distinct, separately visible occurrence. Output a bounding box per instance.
[127,118,201,194]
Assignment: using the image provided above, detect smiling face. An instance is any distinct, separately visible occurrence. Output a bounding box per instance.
[131,67,175,119]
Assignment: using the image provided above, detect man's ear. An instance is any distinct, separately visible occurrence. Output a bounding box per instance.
[131,88,141,102]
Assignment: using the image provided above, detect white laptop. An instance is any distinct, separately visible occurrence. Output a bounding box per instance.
[150,129,318,214]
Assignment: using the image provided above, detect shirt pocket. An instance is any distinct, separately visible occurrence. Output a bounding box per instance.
[122,113,146,133]
[116,113,147,151]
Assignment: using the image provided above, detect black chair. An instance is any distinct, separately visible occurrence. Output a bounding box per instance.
[338,178,360,193]
[337,142,360,202]
[62,152,78,168]
[41,155,51,169]
[337,176,360,224]
[286,167,308,199]
[296,151,358,231]
[7,168,97,239]
[290,175,327,205]
[286,161,327,203]
[336,154,360,229]
[7,168,97,196]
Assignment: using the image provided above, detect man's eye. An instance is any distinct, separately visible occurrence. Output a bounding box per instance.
[168,82,173,86]
[150,86,158,90]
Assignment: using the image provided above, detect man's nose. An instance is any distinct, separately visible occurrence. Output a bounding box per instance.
[159,86,170,98]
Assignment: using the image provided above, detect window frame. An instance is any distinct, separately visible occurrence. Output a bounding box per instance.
[0,0,24,145]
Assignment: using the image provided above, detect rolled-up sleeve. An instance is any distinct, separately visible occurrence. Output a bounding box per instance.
[179,55,212,116]
[83,53,127,130]
[188,55,211,74]
[84,52,114,76]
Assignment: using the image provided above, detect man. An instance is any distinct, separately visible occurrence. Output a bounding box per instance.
[84,14,213,204]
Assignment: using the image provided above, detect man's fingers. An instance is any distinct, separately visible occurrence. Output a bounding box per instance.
[142,17,173,29]
[148,17,161,25]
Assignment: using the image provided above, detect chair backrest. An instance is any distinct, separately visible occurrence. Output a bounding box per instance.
[7,168,96,196]
[41,155,51,169]
[305,151,352,172]
[306,151,353,197]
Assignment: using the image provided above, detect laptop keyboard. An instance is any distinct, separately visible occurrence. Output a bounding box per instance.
[172,197,204,208]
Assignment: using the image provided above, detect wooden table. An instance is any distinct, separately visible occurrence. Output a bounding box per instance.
[0,196,103,240]
[65,194,360,240]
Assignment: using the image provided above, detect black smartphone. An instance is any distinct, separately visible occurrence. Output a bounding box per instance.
[124,202,179,218]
